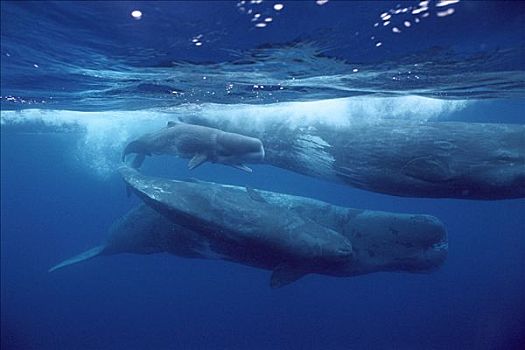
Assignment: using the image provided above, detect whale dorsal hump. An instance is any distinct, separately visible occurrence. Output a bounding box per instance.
[270,264,306,288]
[246,186,267,203]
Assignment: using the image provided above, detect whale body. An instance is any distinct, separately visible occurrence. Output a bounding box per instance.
[122,121,265,172]
[181,116,525,200]
[119,166,354,276]
[50,170,447,287]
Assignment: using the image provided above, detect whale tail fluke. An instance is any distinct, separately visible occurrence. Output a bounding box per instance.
[49,245,105,272]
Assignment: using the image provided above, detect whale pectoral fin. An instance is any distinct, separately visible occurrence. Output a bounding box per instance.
[131,153,146,169]
[49,245,105,272]
[231,164,253,173]
[188,154,208,170]
[270,264,306,288]
[402,156,453,183]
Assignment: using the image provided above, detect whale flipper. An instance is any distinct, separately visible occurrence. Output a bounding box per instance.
[402,156,453,183]
[188,154,208,170]
[270,264,306,288]
[49,245,105,272]
[232,164,252,173]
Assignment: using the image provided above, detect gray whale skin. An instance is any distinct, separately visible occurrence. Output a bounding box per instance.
[182,116,525,200]
[122,121,265,172]
[50,167,447,288]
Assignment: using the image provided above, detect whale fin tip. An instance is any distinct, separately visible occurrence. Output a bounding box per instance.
[270,264,306,288]
[188,154,208,170]
[49,246,105,272]
[232,164,252,173]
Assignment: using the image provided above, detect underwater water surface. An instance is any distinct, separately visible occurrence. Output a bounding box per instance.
[1,1,525,349]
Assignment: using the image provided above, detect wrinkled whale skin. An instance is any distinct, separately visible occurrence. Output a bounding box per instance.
[48,168,447,286]
[182,116,525,200]
[50,197,446,287]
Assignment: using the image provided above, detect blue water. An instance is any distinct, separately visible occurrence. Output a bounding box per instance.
[1,1,524,349]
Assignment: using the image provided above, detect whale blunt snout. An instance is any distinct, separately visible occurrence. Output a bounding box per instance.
[217,132,265,163]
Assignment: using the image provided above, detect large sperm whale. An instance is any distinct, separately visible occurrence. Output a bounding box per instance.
[50,170,447,287]
[181,115,525,200]
[122,121,265,172]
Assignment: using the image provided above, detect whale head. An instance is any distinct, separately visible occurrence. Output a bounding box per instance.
[340,212,448,275]
[456,126,525,199]
[215,131,265,165]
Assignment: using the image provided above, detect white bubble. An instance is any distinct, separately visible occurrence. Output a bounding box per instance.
[255,22,267,28]
[264,17,273,22]
[33,64,39,68]
[382,14,391,21]
[412,6,428,14]
[131,10,142,19]
[436,0,460,7]
[195,42,203,46]
[374,22,379,27]
[316,0,329,5]
[415,18,420,23]
[375,42,382,47]
[352,68,359,73]
[437,8,455,17]
[383,21,390,26]
[392,27,401,33]
[273,3,284,11]
[254,13,261,18]
[404,21,411,27]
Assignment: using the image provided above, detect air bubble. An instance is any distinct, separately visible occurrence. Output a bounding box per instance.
[131,10,142,20]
